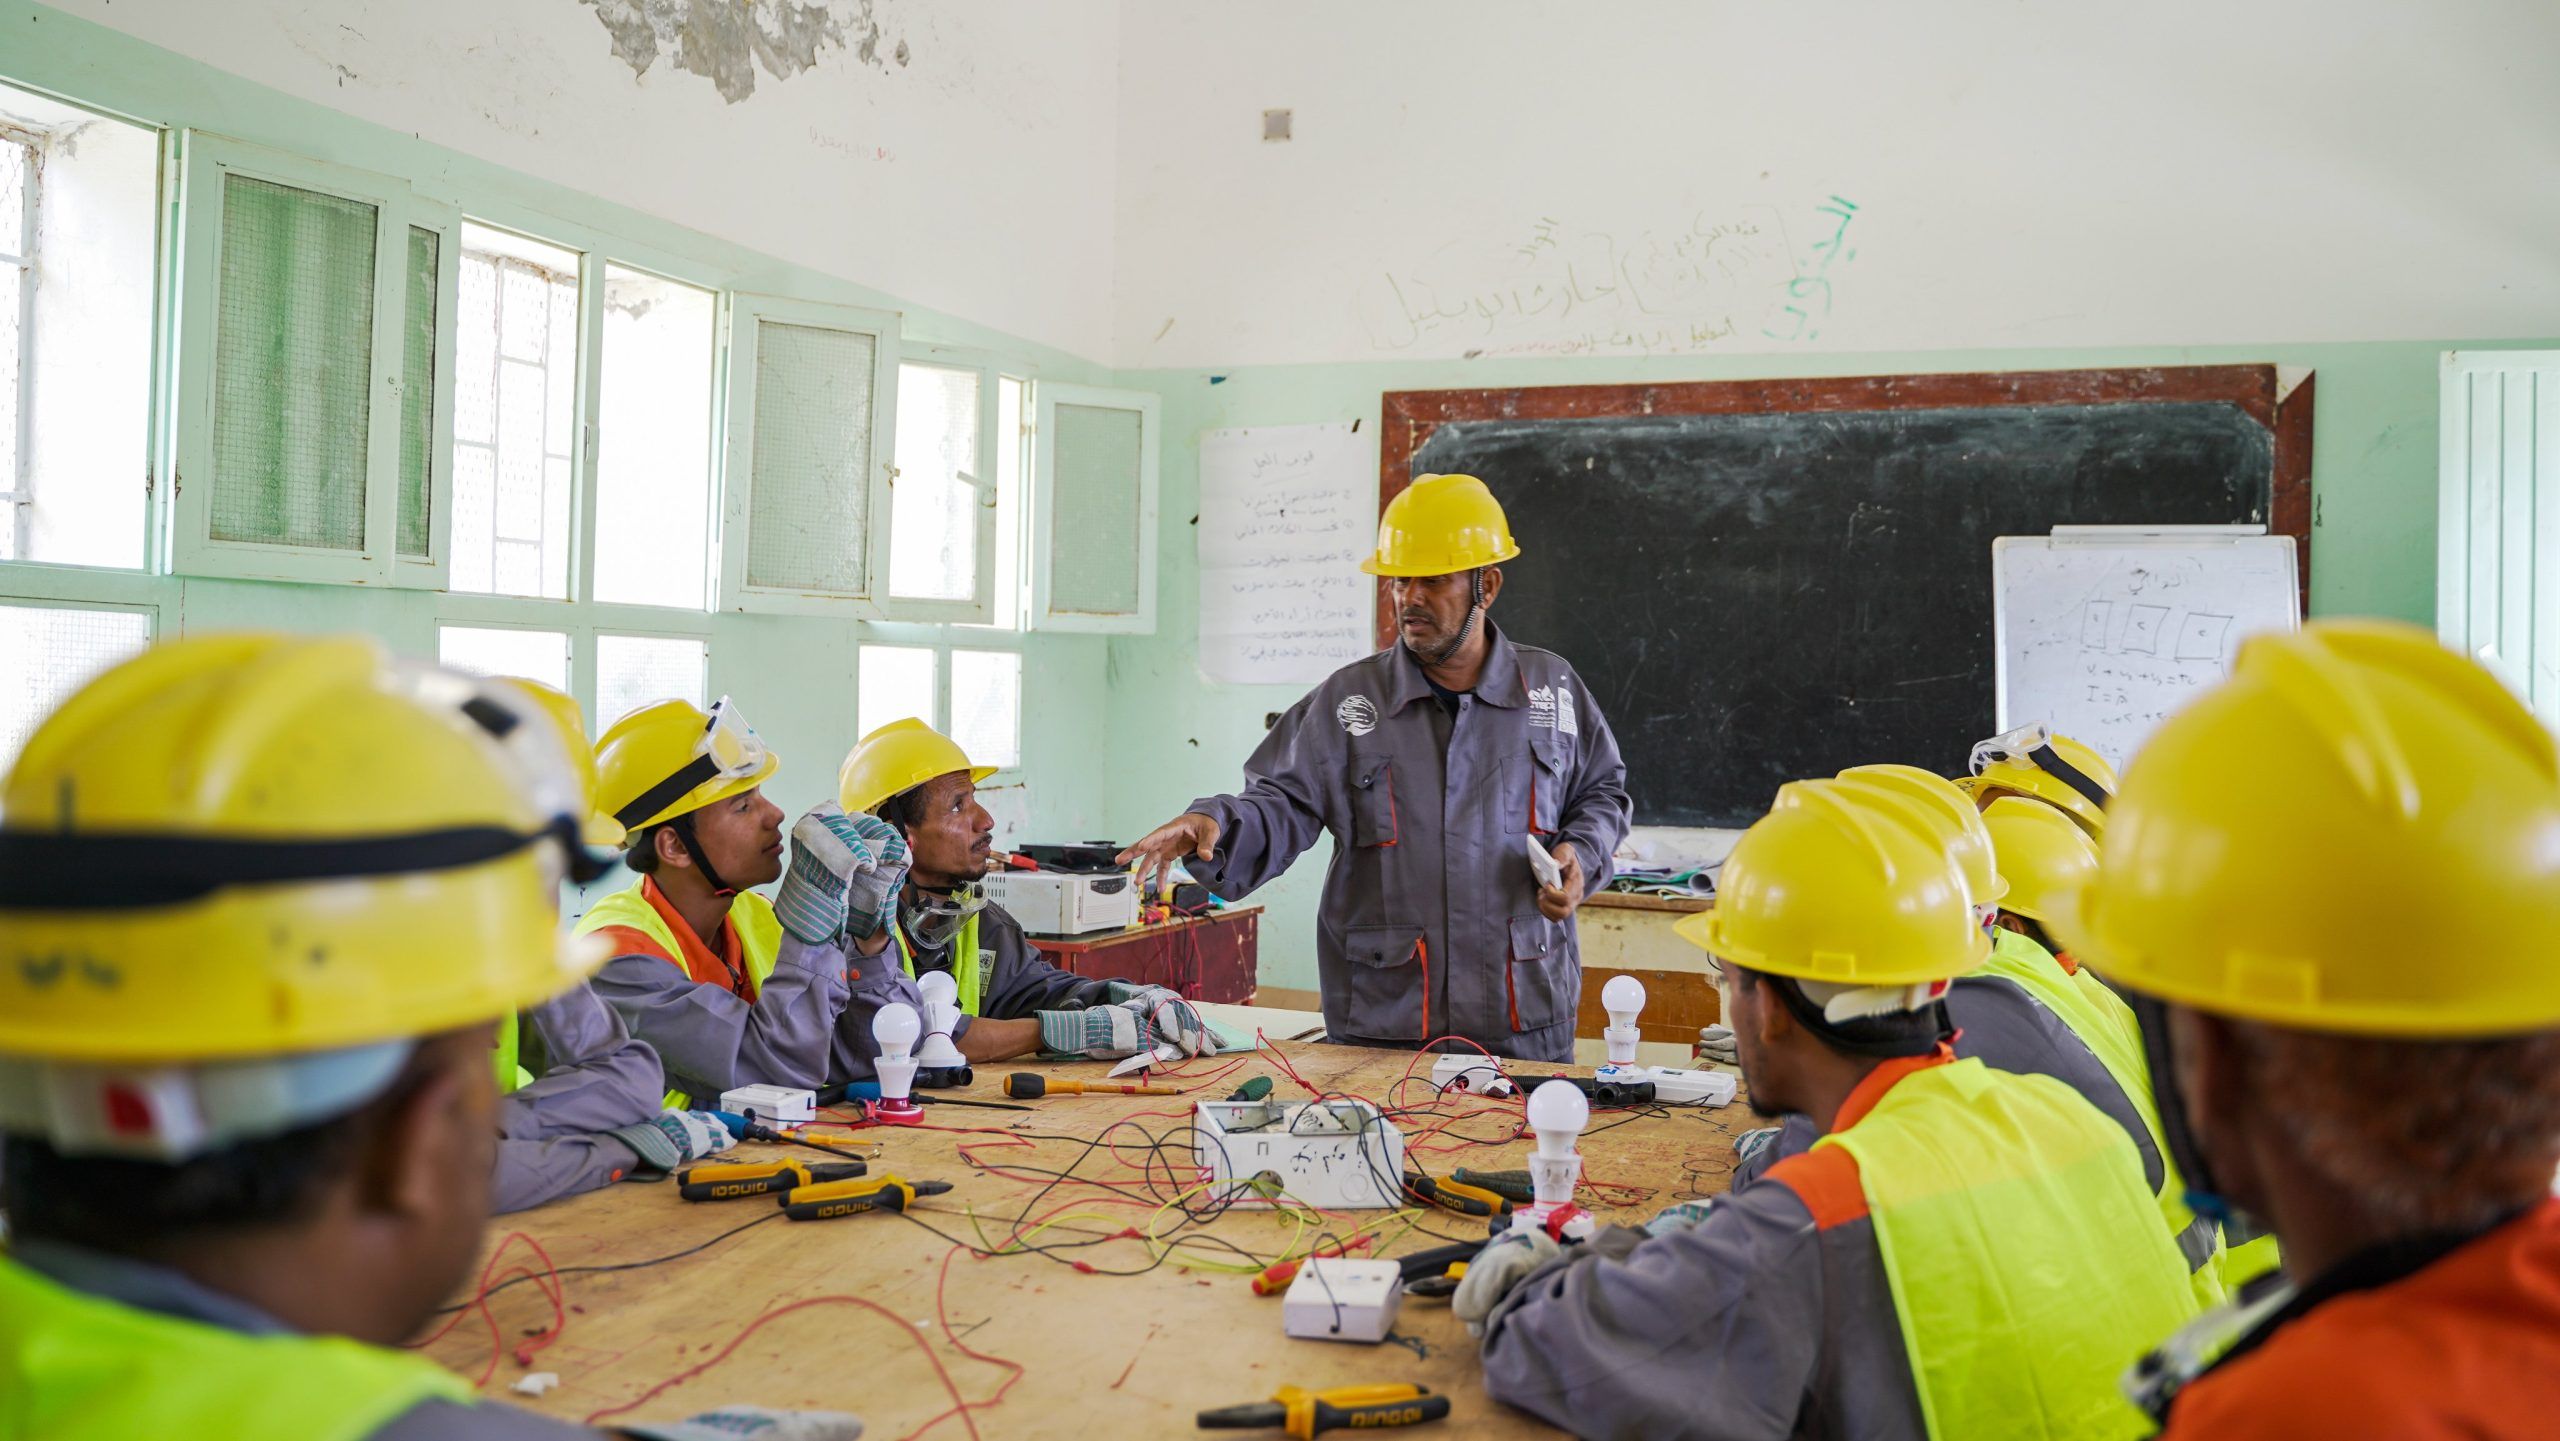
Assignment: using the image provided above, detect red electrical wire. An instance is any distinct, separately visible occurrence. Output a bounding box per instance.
[581,1293,986,1440]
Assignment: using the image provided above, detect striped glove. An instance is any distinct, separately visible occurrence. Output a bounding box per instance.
[622,1408,864,1441]
[773,803,910,945]
[1037,987,1209,1060]
[1644,1199,1716,1238]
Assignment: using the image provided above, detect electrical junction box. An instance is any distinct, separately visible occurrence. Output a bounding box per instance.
[980,870,1139,937]
[1282,1258,1404,1344]
[718,1084,816,1123]
[1196,1099,1406,1210]
[1431,1053,1515,1096]
[1642,1065,1739,1106]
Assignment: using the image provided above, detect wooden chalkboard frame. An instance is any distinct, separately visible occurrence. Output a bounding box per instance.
[1373,365,2315,648]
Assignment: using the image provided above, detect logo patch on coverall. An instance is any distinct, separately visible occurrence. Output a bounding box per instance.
[1556,686,1578,737]
[1527,685,1556,729]
[1336,695,1378,736]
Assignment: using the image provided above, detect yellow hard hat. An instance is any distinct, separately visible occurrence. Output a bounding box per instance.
[1966,728,2118,838]
[595,696,779,833]
[2050,620,2560,1037]
[1834,763,2008,908]
[839,717,997,816]
[1359,473,1522,578]
[0,634,604,1064]
[497,678,627,850]
[1677,779,1988,987]
[1977,796,2097,925]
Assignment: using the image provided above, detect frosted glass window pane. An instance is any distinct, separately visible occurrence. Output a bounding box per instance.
[0,139,24,254]
[595,265,714,609]
[397,226,437,558]
[0,605,152,784]
[993,376,1026,626]
[437,625,569,692]
[210,174,374,551]
[596,634,706,730]
[745,319,877,595]
[3,86,152,570]
[950,650,1020,770]
[451,224,577,599]
[0,262,19,563]
[1047,402,1143,615]
[889,362,979,601]
[856,644,935,743]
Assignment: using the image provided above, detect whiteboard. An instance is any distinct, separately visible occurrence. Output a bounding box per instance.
[1993,527,2300,771]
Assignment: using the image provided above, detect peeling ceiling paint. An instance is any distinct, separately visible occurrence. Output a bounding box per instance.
[581,0,908,103]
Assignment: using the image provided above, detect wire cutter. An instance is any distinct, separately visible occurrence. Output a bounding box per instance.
[1198,1384,1449,1437]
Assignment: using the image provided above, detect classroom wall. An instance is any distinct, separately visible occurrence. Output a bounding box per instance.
[1103,337,2558,991]
[37,0,1123,358]
[1111,0,2560,369]
[0,1,1121,853]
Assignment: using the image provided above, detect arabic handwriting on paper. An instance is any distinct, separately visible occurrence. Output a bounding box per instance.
[1198,422,1374,686]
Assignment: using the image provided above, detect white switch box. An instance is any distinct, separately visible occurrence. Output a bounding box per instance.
[718,1084,816,1123]
[1282,1259,1405,1343]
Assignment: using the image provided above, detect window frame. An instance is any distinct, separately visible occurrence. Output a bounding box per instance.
[1030,381,1161,634]
[1,129,36,562]
[717,291,902,617]
[591,625,712,729]
[882,342,1003,626]
[167,131,453,586]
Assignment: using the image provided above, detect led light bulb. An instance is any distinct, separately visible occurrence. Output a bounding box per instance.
[913,973,966,1068]
[1525,1079,1588,1160]
[1602,975,1645,1030]
[872,1001,920,1061]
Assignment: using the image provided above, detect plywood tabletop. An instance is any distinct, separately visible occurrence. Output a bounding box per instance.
[422,1040,1753,1439]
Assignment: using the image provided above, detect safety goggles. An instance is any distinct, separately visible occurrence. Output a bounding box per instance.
[1968,723,2111,811]
[612,696,770,831]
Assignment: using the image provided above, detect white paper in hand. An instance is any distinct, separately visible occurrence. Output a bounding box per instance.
[1527,835,1564,890]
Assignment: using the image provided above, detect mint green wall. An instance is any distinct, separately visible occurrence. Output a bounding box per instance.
[1108,340,2553,991]
[0,2,1118,847]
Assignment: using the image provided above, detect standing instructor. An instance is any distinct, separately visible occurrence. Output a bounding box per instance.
[1123,473,1631,1060]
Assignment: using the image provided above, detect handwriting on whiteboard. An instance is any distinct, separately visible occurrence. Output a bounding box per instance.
[1199,423,1374,686]
[1355,196,1860,358]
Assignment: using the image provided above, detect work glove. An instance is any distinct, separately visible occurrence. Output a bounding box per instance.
[1038,985,1210,1060]
[606,1110,737,1174]
[1643,1199,1715,1238]
[1451,1228,1561,1339]
[1734,1126,1781,1168]
[623,1407,863,1441]
[773,803,910,946]
[1695,1024,1737,1067]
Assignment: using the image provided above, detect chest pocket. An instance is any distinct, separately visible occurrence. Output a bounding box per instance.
[1350,758,1399,847]
[1528,732,1570,836]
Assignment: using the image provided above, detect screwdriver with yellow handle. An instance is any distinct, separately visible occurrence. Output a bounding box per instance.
[1197,1384,1449,1437]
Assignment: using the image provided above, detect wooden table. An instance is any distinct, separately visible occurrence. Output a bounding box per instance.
[1575,891,1719,1043]
[427,1040,1753,1438]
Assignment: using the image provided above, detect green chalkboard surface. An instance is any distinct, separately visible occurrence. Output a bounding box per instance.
[1382,367,2313,828]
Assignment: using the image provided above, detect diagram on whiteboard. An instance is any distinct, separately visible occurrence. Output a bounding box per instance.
[1995,533,2299,771]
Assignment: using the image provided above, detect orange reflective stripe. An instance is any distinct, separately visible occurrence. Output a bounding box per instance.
[1766,1146,1870,1230]
[638,875,756,1001]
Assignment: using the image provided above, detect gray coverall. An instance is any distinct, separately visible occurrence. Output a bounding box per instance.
[1478,1128,1932,1439]
[491,983,664,1214]
[9,1239,599,1440]
[832,900,1112,1078]
[1729,970,2221,1274]
[591,927,863,1103]
[1186,627,1632,1061]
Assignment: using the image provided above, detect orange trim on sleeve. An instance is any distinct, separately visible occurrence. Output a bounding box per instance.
[639,876,757,1001]
[1764,1147,1870,1230]
[1829,1043,1956,1133]
[591,924,673,963]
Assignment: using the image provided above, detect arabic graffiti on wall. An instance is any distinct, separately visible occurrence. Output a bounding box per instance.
[1354,196,1861,358]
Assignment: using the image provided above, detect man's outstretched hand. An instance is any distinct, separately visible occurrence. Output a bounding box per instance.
[1118,812,1221,898]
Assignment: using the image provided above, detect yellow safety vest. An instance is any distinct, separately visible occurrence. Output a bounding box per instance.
[1980,929,2229,1309]
[891,912,985,1018]
[576,883,781,1108]
[492,1011,531,1092]
[1819,1058,2200,1441]
[0,1254,473,1441]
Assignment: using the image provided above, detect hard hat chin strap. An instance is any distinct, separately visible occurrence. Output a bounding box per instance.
[667,813,738,898]
[1417,568,1486,669]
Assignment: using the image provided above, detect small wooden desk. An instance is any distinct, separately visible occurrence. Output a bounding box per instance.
[425,1038,1751,1438]
[1030,905,1262,1005]
[1575,891,1718,1043]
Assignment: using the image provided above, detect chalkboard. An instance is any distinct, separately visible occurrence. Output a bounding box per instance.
[1383,367,2313,828]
